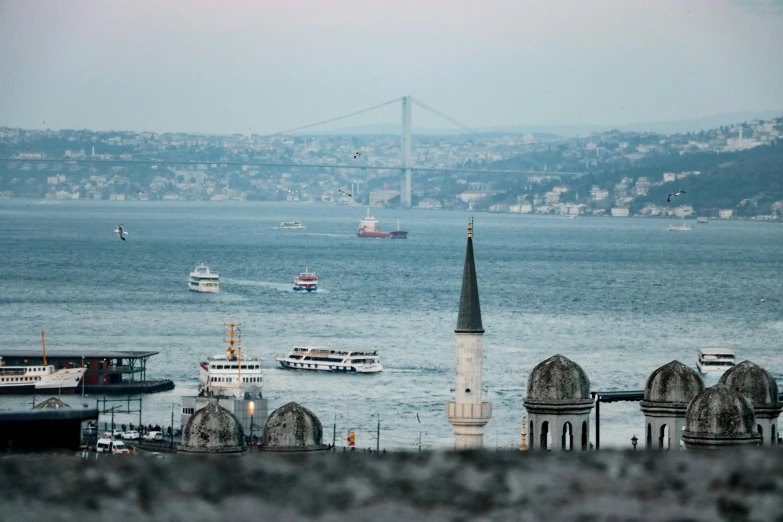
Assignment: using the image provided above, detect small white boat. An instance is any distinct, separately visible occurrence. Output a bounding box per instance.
[189,264,219,293]
[696,347,735,375]
[668,224,693,231]
[276,346,382,373]
[696,217,708,224]
[280,221,305,229]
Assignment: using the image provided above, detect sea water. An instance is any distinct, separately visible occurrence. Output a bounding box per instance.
[1,200,781,450]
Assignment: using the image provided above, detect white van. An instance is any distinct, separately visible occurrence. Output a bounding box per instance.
[144,431,164,441]
[96,438,131,455]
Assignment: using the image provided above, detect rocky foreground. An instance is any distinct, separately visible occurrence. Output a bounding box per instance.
[1,449,782,521]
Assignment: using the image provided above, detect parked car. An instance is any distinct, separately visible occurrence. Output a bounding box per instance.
[121,431,140,440]
[144,431,163,441]
[96,438,131,455]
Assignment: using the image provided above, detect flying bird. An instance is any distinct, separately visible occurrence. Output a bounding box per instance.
[338,189,352,197]
[416,413,421,424]
[114,224,129,241]
[667,190,686,202]
[137,190,145,194]
[353,152,361,159]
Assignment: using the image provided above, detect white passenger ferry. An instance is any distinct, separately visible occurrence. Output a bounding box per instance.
[696,347,736,375]
[276,347,382,373]
[189,264,219,293]
[293,268,318,292]
[0,330,85,395]
[198,318,263,399]
[668,224,693,231]
[280,221,305,229]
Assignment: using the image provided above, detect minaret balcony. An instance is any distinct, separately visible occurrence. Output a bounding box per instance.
[447,402,492,425]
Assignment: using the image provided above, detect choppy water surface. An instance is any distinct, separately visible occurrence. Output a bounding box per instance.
[1,200,782,450]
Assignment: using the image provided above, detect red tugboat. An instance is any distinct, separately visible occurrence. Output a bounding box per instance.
[357,209,408,239]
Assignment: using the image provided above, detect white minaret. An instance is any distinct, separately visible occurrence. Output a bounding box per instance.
[447,219,491,450]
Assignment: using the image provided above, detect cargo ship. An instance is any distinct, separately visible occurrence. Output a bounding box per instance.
[357,209,408,239]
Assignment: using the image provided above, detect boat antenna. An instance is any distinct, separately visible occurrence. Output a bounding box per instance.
[224,314,240,361]
[41,329,47,366]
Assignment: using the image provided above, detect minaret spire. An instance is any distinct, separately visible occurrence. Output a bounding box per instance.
[456,218,483,333]
[447,218,491,450]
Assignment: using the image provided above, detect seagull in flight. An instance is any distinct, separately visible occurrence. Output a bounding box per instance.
[338,189,352,197]
[353,152,361,159]
[114,224,129,241]
[137,190,145,194]
[667,190,686,202]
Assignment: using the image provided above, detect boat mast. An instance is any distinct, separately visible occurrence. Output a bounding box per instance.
[41,329,47,366]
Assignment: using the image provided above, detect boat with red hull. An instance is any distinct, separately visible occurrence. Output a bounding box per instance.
[357,210,408,239]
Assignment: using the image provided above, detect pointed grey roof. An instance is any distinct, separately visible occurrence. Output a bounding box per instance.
[456,222,483,333]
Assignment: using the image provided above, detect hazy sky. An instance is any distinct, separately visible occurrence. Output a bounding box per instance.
[1,0,782,134]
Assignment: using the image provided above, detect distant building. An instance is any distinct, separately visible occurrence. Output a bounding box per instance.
[719,209,734,219]
[662,173,676,183]
[611,206,630,217]
[510,203,532,214]
[369,190,400,206]
[457,191,489,204]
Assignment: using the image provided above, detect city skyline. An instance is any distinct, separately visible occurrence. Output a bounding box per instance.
[1,0,782,134]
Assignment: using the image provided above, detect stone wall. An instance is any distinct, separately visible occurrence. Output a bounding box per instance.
[1,449,782,521]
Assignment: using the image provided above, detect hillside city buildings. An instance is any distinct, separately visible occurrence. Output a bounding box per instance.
[1,116,781,219]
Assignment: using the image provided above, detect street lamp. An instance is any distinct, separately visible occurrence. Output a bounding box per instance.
[248,401,255,452]
[81,355,86,398]
[170,402,177,452]
[631,435,638,451]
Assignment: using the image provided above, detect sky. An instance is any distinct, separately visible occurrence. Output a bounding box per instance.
[0,0,782,134]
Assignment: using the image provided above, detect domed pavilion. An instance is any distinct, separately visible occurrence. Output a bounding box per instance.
[682,383,761,449]
[640,360,704,450]
[523,355,594,451]
[178,403,247,454]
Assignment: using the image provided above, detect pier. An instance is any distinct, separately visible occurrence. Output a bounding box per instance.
[0,350,174,394]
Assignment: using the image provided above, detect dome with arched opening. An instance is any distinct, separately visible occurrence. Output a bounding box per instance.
[719,360,780,409]
[682,383,761,448]
[178,403,246,454]
[643,360,704,405]
[526,355,591,403]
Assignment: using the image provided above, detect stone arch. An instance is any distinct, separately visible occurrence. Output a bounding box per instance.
[581,421,588,450]
[529,420,535,450]
[772,424,777,446]
[757,424,763,440]
[646,423,652,449]
[561,422,573,451]
[540,421,550,450]
[659,424,669,449]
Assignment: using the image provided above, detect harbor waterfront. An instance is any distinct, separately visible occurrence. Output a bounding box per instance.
[0,200,782,450]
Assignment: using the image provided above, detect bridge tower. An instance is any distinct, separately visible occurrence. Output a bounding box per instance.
[400,96,412,207]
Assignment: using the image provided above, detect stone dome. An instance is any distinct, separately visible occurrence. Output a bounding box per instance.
[526,355,591,403]
[682,384,761,448]
[261,401,328,452]
[643,360,704,404]
[178,403,246,454]
[719,360,780,409]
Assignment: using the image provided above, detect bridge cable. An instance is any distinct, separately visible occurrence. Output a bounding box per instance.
[262,98,403,137]
[409,97,481,135]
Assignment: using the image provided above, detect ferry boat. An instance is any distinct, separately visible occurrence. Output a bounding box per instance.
[696,217,708,224]
[293,268,318,292]
[696,347,736,375]
[275,346,382,373]
[668,224,693,231]
[198,317,263,399]
[189,264,219,293]
[0,330,85,395]
[280,221,305,229]
[357,209,408,239]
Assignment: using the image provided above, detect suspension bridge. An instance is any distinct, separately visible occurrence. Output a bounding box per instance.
[0,96,584,207]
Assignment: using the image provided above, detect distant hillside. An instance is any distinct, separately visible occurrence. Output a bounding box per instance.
[492,111,783,138]
[582,143,783,216]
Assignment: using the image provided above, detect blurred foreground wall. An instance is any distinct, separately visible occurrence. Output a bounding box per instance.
[1,449,782,522]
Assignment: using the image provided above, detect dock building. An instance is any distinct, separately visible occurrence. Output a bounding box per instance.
[0,350,174,394]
